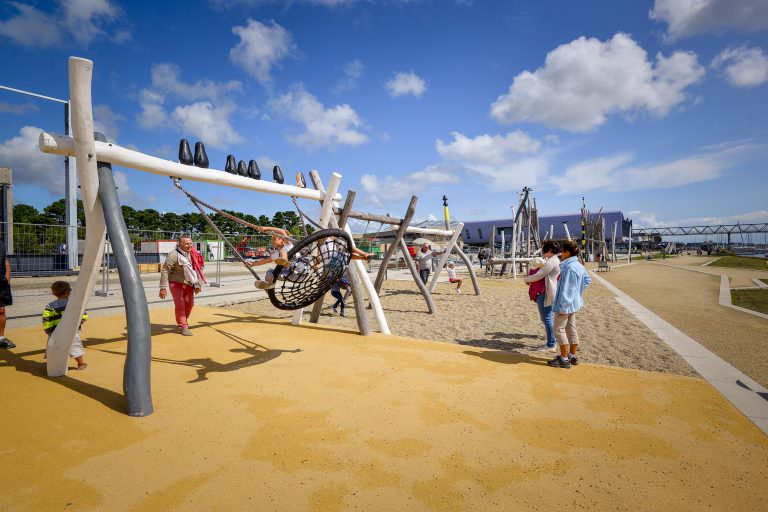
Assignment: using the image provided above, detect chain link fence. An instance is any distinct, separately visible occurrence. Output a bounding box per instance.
[2,222,276,276]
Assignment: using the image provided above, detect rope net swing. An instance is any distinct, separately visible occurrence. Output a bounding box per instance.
[173,179,353,310]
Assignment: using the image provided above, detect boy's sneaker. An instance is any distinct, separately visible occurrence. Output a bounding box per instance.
[0,338,15,349]
[340,312,345,317]
[547,356,571,369]
[569,354,579,366]
[456,288,461,294]
[332,307,338,314]
[254,280,275,290]
[274,257,290,267]
[179,329,193,336]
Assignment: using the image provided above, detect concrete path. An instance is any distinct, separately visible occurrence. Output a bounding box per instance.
[592,271,768,434]
[656,255,768,288]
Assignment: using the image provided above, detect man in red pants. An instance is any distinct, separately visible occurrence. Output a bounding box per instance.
[159,236,201,336]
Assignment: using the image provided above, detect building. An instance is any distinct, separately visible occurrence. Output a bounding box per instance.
[461,211,632,246]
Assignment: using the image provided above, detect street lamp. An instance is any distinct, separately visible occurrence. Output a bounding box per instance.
[0,84,78,271]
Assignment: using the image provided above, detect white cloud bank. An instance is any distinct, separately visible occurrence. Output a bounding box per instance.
[360,163,460,208]
[230,19,297,87]
[650,0,768,40]
[436,130,549,191]
[269,85,368,149]
[551,140,764,195]
[712,47,768,88]
[0,0,127,48]
[490,33,705,132]
[385,71,427,98]
[137,63,244,149]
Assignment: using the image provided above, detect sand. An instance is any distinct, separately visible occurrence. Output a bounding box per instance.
[227,276,699,378]
[600,262,768,388]
[1,306,766,511]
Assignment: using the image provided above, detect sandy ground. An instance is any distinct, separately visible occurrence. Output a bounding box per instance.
[1,306,766,511]
[227,276,699,378]
[600,262,768,388]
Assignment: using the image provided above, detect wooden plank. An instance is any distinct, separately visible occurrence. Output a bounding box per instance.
[374,196,418,293]
[400,238,435,314]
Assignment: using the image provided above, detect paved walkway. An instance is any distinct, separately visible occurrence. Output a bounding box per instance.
[656,255,768,288]
[592,271,768,434]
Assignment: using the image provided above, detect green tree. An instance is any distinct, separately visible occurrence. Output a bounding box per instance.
[13,204,41,224]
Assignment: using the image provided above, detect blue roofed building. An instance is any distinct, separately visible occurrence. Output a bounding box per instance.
[460,211,632,246]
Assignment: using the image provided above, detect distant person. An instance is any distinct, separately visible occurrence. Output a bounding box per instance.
[446,261,463,293]
[43,281,88,370]
[415,243,436,284]
[330,275,349,316]
[524,241,561,352]
[0,244,13,349]
[548,241,592,369]
[478,248,486,268]
[159,235,202,336]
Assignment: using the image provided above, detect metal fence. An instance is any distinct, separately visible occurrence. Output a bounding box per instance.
[2,222,276,276]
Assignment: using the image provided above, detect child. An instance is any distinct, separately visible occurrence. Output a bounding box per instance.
[43,281,88,370]
[445,262,462,293]
[250,226,294,289]
[548,241,592,369]
[527,257,547,301]
[330,275,349,316]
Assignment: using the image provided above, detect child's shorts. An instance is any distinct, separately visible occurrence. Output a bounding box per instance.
[0,279,12,306]
[449,278,459,283]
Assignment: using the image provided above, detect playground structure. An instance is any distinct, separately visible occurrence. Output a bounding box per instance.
[309,194,481,315]
[37,57,391,416]
[486,186,541,278]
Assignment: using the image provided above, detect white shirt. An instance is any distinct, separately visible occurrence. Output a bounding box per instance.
[446,268,457,280]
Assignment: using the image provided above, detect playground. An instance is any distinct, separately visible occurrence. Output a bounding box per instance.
[1,56,767,511]
[2,305,767,511]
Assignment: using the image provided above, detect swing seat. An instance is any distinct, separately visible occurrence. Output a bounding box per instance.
[267,228,353,310]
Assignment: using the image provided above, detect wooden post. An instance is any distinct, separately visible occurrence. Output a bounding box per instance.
[427,222,464,293]
[612,221,618,262]
[374,196,418,293]
[47,57,107,377]
[454,247,481,295]
[400,238,435,313]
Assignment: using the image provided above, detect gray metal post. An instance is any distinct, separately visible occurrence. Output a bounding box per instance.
[95,132,153,417]
[65,101,78,270]
[209,236,223,287]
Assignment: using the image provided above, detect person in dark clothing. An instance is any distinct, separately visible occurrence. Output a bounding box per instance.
[0,244,13,349]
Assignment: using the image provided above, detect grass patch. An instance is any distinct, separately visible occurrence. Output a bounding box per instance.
[710,255,768,271]
[731,289,768,315]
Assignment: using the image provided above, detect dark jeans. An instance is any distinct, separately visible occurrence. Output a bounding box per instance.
[331,290,345,313]
[535,293,556,347]
[419,268,430,284]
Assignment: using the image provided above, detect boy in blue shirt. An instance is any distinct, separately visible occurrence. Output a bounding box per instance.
[548,241,591,369]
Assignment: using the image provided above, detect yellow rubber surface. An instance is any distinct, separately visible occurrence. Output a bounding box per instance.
[1,307,767,511]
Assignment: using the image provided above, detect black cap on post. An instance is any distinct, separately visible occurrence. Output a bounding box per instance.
[178,139,193,165]
[248,160,261,179]
[237,160,248,176]
[273,165,284,184]
[442,195,448,207]
[225,155,237,174]
[193,142,209,168]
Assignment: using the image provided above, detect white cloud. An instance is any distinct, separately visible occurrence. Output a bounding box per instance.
[93,104,125,142]
[490,33,705,132]
[360,163,460,208]
[0,101,38,115]
[0,0,126,48]
[172,102,244,148]
[0,125,64,195]
[136,64,244,149]
[230,19,296,87]
[712,47,768,88]
[334,59,364,94]
[150,63,242,101]
[435,130,549,191]
[551,141,764,194]
[629,209,768,228]
[269,85,368,149]
[385,71,427,98]
[650,0,768,40]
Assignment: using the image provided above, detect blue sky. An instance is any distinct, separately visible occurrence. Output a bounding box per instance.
[1,0,767,229]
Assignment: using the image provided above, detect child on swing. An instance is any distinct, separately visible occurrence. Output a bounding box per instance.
[249,226,296,289]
